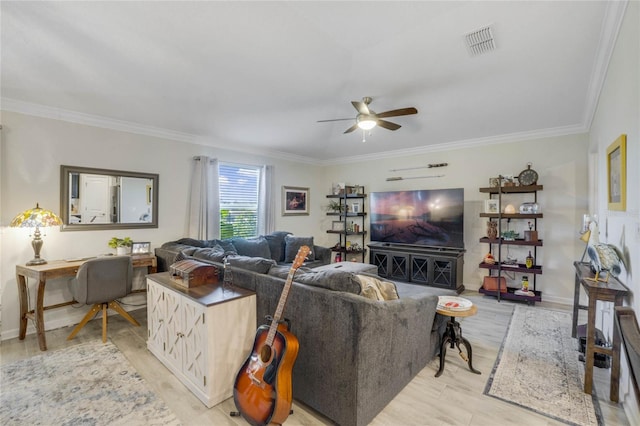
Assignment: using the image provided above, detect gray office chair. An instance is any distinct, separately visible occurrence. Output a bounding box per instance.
[67,256,140,343]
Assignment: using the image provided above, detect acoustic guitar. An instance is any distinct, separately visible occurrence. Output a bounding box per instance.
[233,245,309,426]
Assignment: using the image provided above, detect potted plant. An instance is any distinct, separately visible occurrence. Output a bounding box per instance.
[108,237,133,255]
[327,200,345,213]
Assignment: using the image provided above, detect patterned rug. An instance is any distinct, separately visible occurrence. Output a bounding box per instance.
[484,305,601,426]
[1,340,180,425]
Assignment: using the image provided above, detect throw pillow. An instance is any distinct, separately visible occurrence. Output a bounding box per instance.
[263,231,292,262]
[284,235,315,262]
[190,245,227,263]
[355,274,399,301]
[226,255,276,274]
[232,236,271,259]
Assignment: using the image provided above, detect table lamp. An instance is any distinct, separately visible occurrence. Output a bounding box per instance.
[10,203,62,265]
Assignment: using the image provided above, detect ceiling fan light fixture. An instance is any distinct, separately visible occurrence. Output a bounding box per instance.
[357,115,377,130]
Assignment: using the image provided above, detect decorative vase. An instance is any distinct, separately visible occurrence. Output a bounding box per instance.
[116,246,130,256]
[487,221,498,239]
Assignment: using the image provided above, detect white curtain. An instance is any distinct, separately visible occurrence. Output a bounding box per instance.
[188,156,219,240]
[258,164,275,235]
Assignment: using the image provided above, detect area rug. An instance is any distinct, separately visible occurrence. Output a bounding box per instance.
[484,305,602,426]
[0,340,180,426]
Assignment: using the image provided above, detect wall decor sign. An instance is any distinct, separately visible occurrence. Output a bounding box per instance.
[282,186,309,216]
[606,134,626,211]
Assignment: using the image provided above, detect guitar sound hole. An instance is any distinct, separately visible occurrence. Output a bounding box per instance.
[260,345,272,363]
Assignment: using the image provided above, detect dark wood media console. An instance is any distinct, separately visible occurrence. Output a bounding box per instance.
[368,243,465,293]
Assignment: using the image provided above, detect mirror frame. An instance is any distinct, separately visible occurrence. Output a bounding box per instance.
[60,165,159,231]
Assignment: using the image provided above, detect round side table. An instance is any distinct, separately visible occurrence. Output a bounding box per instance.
[435,297,481,378]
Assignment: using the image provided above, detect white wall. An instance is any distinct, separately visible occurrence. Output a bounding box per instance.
[0,111,325,340]
[589,1,639,422]
[323,133,589,303]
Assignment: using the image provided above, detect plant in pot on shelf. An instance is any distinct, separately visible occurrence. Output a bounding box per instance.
[108,237,133,255]
[327,200,346,213]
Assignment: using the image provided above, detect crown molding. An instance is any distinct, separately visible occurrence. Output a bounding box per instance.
[1,98,323,165]
[321,123,588,166]
[581,0,628,130]
[1,97,205,144]
[1,97,588,167]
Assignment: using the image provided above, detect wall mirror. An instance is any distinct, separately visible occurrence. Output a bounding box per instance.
[60,165,159,231]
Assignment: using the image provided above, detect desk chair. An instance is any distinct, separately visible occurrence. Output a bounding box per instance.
[67,256,140,343]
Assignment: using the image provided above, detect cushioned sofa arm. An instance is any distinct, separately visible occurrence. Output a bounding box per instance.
[313,245,331,264]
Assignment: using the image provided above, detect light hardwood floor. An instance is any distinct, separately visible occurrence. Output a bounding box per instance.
[0,291,630,425]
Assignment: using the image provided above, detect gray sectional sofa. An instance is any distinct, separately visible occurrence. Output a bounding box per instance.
[154,231,331,272]
[154,232,446,426]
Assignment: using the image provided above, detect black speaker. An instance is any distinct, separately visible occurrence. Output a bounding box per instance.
[576,324,610,369]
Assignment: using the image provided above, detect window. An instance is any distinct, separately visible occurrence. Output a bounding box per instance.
[219,163,260,238]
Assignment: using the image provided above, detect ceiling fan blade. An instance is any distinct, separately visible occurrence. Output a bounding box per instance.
[351,101,370,115]
[343,123,359,134]
[377,119,401,131]
[376,107,418,118]
[317,118,355,123]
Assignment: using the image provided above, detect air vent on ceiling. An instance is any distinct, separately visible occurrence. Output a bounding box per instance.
[464,25,495,56]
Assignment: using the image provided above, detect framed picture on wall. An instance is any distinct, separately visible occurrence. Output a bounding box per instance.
[282,186,309,216]
[606,134,626,211]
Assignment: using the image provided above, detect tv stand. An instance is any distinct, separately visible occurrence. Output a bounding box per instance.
[368,243,465,293]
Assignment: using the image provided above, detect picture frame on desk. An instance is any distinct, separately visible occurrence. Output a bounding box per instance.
[132,241,151,254]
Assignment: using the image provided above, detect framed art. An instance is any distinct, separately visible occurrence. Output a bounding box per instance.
[351,202,361,214]
[332,221,345,231]
[484,199,499,214]
[132,241,151,254]
[607,134,626,211]
[282,186,309,216]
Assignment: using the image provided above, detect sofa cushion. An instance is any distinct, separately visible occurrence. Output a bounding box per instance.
[284,235,315,262]
[188,245,228,263]
[227,255,276,274]
[293,269,361,294]
[214,239,238,254]
[263,231,292,262]
[355,274,399,301]
[232,236,271,259]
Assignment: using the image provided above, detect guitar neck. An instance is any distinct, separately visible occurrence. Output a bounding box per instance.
[264,246,309,347]
[265,268,296,346]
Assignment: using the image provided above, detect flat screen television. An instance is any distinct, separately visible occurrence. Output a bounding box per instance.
[369,188,464,249]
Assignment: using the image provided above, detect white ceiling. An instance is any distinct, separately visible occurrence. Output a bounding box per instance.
[0,1,627,164]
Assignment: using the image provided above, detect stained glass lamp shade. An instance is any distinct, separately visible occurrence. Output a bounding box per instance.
[10,203,62,265]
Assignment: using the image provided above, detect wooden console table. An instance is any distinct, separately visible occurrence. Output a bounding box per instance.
[16,254,157,351]
[572,261,628,401]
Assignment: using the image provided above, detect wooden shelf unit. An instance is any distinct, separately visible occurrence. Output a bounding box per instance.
[479,183,543,304]
[326,188,367,263]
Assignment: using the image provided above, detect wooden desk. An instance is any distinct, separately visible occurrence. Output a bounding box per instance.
[572,261,628,401]
[16,254,157,351]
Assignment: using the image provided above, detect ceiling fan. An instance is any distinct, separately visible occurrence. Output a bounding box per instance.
[318,97,418,136]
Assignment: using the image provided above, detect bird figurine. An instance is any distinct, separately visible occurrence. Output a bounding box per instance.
[585,221,624,282]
